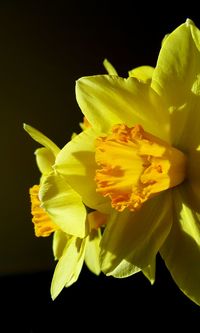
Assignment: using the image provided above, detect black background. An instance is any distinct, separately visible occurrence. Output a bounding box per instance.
[0,1,200,331]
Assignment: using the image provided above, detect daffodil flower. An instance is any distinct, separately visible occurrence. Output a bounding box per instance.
[24,124,106,299]
[24,124,87,238]
[53,19,200,305]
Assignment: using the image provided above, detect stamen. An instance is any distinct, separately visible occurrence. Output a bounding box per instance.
[95,124,187,212]
[29,185,59,237]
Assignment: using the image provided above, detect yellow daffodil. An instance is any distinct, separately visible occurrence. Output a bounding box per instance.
[24,124,106,299]
[24,124,87,238]
[53,19,200,305]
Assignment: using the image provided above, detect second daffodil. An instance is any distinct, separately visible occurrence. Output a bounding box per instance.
[53,19,200,305]
[24,124,106,299]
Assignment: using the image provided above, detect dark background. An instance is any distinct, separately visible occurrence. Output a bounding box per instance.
[0,1,200,331]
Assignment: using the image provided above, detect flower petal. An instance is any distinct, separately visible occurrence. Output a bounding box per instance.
[84,228,101,275]
[106,259,141,278]
[181,149,200,217]
[160,187,200,306]
[51,237,86,300]
[151,19,200,145]
[152,19,199,104]
[35,147,55,174]
[100,192,172,275]
[52,229,70,260]
[55,128,110,213]
[103,58,118,75]
[142,258,156,284]
[128,66,154,83]
[76,75,169,141]
[40,173,87,238]
[23,123,60,157]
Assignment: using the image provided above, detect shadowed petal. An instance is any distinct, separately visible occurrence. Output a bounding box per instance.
[100,192,172,275]
[85,229,101,275]
[160,187,200,306]
[142,258,156,284]
[52,230,70,260]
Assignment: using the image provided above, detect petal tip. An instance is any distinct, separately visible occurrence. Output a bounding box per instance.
[23,123,30,132]
[186,18,195,27]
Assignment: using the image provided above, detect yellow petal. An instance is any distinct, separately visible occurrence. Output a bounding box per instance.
[128,66,154,83]
[76,75,169,141]
[105,259,141,278]
[100,191,172,275]
[84,228,101,275]
[55,128,111,213]
[64,238,86,289]
[142,258,156,284]
[40,173,87,238]
[23,123,60,157]
[35,147,55,174]
[103,58,118,75]
[182,147,200,216]
[51,237,86,300]
[151,19,200,145]
[175,98,200,212]
[52,230,70,260]
[160,187,200,306]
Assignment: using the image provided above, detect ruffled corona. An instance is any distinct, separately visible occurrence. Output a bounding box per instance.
[95,124,187,212]
[29,185,59,237]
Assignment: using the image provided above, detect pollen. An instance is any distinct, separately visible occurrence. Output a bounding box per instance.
[29,185,59,237]
[95,124,187,212]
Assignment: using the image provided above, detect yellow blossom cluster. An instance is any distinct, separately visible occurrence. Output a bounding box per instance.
[24,19,200,306]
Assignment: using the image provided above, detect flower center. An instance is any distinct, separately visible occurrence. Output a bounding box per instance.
[29,185,59,237]
[95,124,187,212]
